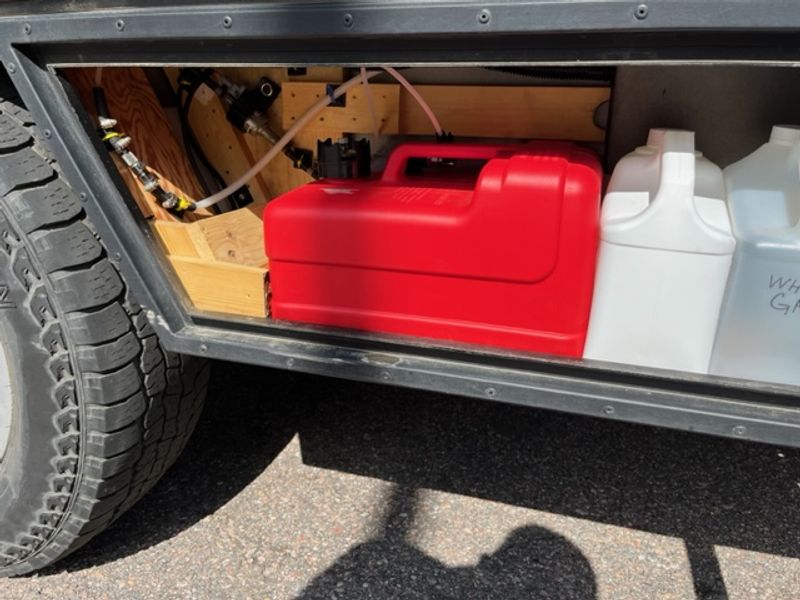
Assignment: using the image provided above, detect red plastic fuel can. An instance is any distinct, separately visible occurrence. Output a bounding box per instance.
[264,142,602,356]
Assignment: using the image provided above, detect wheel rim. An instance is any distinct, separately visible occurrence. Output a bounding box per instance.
[0,337,14,462]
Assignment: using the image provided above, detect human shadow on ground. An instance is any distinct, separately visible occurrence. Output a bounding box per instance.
[295,485,597,600]
[296,373,800,600]
[47,362,800,600]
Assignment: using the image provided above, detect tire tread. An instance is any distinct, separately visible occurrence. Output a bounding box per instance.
[0,75,209,577]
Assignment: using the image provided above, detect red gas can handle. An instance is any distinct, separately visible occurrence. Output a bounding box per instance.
[381,143,517,185]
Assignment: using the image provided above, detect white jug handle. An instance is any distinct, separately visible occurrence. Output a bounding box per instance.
[782,134,800,229]
[651,130,696,214]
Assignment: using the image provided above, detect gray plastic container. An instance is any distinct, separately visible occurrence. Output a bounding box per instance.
[710,125,800,385]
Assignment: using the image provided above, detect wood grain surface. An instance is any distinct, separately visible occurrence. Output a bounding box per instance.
[67,66,209,221]
[398,85,610,140]
[153,203,269,317]
[168,256,267,318]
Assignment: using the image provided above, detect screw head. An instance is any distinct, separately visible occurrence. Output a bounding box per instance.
[603,405,615,416]
[486,387,496,398]
[115,19,125,31]
[635,4,648,19]
[343,13,354,27]
[6,63,16,74]
[222,15,232,28]
[732,425,747,436]
[23,23,32,35]
[199,343,208,353]
[478,9,491,24]
[381,371,391,381]
[42,129,52,139]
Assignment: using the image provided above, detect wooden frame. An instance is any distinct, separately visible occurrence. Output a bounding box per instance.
[68,65,610,321]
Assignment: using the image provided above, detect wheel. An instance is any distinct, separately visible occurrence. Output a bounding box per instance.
[0,77,209,576]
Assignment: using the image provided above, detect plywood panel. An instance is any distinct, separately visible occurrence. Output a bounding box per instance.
[176,67,327,202]
[281,82,400,135]
[68,67,210,221]
[398,85,609,141]
[238,131,314,201]
[184,85,271,203]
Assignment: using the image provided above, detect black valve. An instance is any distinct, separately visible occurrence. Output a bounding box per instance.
[316,138,371,180]
[226,77,281,132]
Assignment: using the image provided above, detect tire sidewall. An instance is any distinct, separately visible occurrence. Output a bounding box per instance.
[0,211,78,564]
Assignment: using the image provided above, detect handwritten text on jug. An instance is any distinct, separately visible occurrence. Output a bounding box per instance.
[769,274,800,315]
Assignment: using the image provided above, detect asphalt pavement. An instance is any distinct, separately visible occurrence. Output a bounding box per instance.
[3,361,800,599]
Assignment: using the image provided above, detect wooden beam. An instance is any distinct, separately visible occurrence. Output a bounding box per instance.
[281,81,607,145]
[153,203,269,318]
[168,256,267,318]
[153,203,267,267]
[398,85,609,141]
[152,221,201,258]
[192,203,268,267]
[67,67,211,221]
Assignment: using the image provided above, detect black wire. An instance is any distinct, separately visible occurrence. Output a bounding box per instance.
[178,82,229,197]
[179,88,211,197]
[177,77,252,212]
[92,87,111,121]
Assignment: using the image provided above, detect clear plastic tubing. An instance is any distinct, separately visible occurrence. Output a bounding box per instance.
[360,67,380,138]
[193,70,381,210]
[381,66,443,136]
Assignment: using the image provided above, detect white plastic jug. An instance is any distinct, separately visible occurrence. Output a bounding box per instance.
[710,125,800,385]
[584,129,735,373]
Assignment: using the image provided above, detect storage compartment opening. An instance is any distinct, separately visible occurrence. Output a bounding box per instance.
[64,64,800,391]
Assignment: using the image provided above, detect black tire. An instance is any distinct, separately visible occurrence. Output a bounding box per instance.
[0,78,209,576]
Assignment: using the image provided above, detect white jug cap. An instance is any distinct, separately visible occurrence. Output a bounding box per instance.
[769,125,800,145]
[646,128,694,149]
[646,129,666,147]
